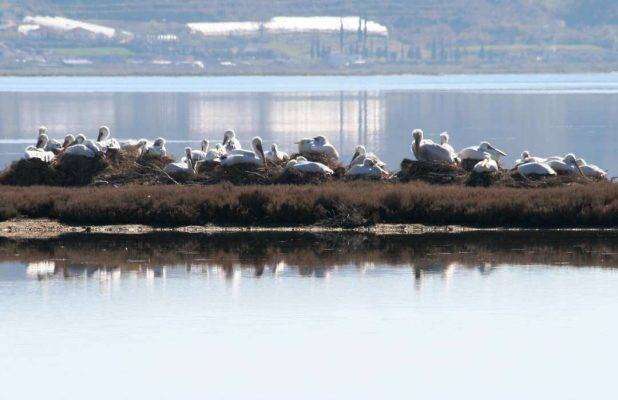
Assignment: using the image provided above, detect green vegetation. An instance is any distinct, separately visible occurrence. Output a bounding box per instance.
[50,47,134,57]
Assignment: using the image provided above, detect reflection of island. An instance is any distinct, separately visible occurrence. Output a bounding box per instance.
[1,231,617,284]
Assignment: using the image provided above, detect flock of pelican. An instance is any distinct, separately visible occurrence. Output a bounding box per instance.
[22,126,608,180]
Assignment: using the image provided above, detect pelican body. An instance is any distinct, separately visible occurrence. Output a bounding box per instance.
[164,148,196,176]
[346,158,387,178]
[473,153,499,173]
[24,132,55,162]
[297,135,339,161]
[517,162,556,177]
[412,129,457,163]
[221,137,265,167]
[265,143,289,163]
[286,156,333,174]
[349,145,386,169]
[144,138,168,158]
[459,141,507,162]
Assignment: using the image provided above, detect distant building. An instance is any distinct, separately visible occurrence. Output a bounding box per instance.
[21,15,118,39]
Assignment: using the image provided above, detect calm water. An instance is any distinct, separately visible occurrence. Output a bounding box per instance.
[0,74,616,173]
[1,231,618,399]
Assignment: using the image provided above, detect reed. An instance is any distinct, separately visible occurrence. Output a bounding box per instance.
[0,181,616,228]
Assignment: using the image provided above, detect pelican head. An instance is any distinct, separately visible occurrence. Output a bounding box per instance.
[222,129,235,145]
[564,153,577,164]
[62,134,75,148]
[97,126,110,142]
[75,134,86,144]
[271,143,279,152]
[35,133,49,149]
[154,137,166,147]
[521,150,530,159]
[349,145,366,167]
[440,132,450,144]
[201,139,209,152]
[412,129,424,143]
[479,141,507,158]
[313,135,327,145]
[38,126,48,136]
[252,137,265,162]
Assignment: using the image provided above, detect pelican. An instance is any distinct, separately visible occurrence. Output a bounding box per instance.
[348,145,386,169]
[24,133,55,162]
[186,139,223,163]
[411,129,457,163]
[517,161,556,177]
[346,158,387,178]
[286,156,333,174]
[265,143,289,163]
[472,153,499,173]
[576,158,607,179]
[440,132,456,155]
[221,137,265,167]
[63,134,102,158]
[144,137,167,157]
[514,151,546,166]
[545,154,578,175]
[164,148,196,176]
[35,126,66,154]
[120,139,149,156]
[222,130,241,153]
[96,126,121,151]
[296,135,339,160]
[459,141,507,162]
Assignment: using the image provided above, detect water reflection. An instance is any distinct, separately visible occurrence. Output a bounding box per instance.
[1,231,617,285]
[0,83,616,172]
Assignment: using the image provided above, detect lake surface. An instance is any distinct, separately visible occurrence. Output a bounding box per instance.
[0,74,616,173]
[1,231,618,399]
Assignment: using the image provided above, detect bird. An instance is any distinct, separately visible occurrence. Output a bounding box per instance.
[265,143,289,163]
[186,139,223,163]
[120,139,149,156]
[346,158,387,178]
[222,130,241,153]
[143,137,167,157]
[296,135,339,160]
[440,132,456,155]
[286,156,333,174]
[164,148,196,176]
[348,145,386,169]
[221,137,265,167]
[514,151,546,166]
[35,126,65,154]
[576,158,607,179]
[24,133,55,162]
[96,126,121,152]
[545,154,578,175]
[63,134,102,158]
[411,129,457,163]
[459,141,507,162]
[473,152,499,173]
[517,161,556,178]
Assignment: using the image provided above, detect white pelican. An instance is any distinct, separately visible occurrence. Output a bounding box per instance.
[120,139,149,156]
[517,161,556,177]
[24,133,55,162]
[221,137,265,167]
[576,158,607,179]
[186,140,223,163]
[348,145,386,169]
[459,141,507,162]
[545,154,578,175]
[286,156,333,174]
[440,132,456,155]
[97,126,121,151]
[36,126,65,154]
[514,151,546,166]
[164,148,196,176]
[346,158,387,178]
[144,137,167,157]
[296,135,339,160]
[64,134,102,158]
[411,129,457,163]
[472,153,499,173]
[222,130,241,153]
[265,143,289,163]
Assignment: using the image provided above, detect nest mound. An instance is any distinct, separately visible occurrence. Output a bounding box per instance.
[504,171,594,188]
[54,153,110,186]
[276,168,335,185]
[398,159,467,184]
[466,171,504,187]
[0,159,62,186]
[216,163,273,185]
[291,152,343,171]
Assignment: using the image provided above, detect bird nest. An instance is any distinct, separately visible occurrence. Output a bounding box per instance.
[398,159,467,185]
[290,152,343,171]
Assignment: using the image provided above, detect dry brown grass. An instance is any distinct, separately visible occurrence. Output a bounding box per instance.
[0,181,616,228]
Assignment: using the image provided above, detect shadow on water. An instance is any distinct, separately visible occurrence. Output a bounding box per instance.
[1,231,617,282]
